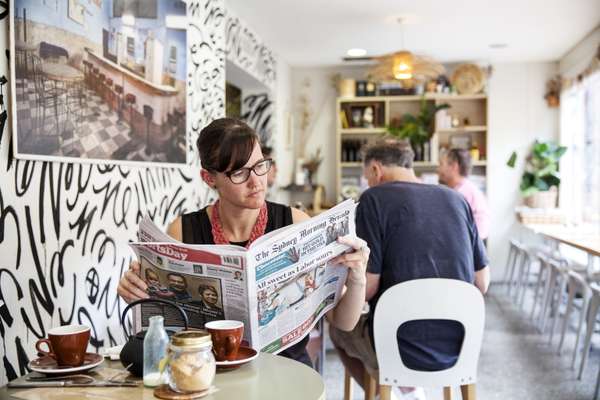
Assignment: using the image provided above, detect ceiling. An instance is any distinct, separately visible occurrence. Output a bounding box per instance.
[226,0,600,67]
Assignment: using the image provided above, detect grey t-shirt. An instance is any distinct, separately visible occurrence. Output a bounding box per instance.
[357,181,488,371]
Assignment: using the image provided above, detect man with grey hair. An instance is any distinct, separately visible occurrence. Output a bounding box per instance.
[330,140,490,400]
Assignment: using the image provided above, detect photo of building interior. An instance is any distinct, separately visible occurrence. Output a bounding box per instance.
[13,0,187,164]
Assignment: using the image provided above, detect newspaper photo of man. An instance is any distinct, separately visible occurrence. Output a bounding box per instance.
[167,273,192,302]
[233,271,244,281]
[326,224,338,245]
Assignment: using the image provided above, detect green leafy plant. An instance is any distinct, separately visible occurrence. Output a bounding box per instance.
[385,98,450,145]
[507,140,567,197]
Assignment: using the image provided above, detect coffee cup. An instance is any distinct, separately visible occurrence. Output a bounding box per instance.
[205,320,244,361]
[35,325,91,367]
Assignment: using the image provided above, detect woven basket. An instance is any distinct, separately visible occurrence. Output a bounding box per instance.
[524,190,557,209]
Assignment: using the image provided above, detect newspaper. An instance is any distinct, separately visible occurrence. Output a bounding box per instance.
[129,199,357,354]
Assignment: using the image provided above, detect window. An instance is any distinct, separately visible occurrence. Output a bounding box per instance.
[169,45,177,75]
[560,71,600,223]
[127,37,135,57]
[113,0,157,19]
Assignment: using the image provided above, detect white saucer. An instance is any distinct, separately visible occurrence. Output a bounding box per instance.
[215,346,258,369]
[28,353,104,375]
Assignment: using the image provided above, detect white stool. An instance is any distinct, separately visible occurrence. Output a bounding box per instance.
[539,258,568,334]
[504,239,522,290]
[577,283,600,381]
[556,270,591,364]
[530,252,551,323]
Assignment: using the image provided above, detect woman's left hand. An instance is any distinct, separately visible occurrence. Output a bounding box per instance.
[330,235,370,286]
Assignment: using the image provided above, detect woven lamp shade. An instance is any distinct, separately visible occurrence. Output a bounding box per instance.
[392,51,414,80]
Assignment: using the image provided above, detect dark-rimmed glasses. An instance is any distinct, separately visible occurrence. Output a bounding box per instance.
[225,158,273,184]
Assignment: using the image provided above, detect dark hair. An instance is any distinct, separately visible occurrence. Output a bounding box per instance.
[446,148,472,177]
[167,273,186,283]
[261,145,273,158]
[145,269,159,279]
[197,118,259,172]
[363,140,414,168]
[198,285,218,296]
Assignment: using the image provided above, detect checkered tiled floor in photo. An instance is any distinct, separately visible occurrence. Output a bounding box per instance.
[15,78,169,163]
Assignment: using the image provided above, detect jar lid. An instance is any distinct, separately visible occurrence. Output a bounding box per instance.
[170,330,212,349]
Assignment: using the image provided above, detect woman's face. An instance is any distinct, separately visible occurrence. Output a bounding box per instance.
[203,288,219,305]
[214,142,267,210]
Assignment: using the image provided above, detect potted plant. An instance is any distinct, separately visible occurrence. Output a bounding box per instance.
[385,97,450,161]
[507,139,567,208]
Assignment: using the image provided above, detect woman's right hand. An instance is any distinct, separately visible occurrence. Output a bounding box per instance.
[117,261,149,304]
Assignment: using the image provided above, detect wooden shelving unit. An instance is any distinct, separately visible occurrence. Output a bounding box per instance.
[340,128,387,135]
[335,94,488,201]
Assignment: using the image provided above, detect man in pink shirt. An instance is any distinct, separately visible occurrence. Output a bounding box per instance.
[438,149,490,239]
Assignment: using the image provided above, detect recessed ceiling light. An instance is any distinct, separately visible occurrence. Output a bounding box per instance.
[347,48,367,57]
[489,43,508,49]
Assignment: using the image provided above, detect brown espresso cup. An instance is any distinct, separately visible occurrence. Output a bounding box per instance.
[205,320,244,361]
[35,325,91,367]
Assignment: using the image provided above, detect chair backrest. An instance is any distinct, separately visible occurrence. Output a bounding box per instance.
[373,278,485,388]
[30,55,45,95]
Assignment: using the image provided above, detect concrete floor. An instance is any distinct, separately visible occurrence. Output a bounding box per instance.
[322,284,600,400]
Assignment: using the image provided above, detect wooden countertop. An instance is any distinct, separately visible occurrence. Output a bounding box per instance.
[523,223,600,257]
[86,49,179,96]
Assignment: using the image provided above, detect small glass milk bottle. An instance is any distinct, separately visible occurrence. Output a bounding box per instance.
[143,315,169,387]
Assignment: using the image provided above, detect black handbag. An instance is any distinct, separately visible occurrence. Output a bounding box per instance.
[119,298,189,377]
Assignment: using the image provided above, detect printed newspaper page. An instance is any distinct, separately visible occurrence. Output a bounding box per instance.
[247,199,357,354]
[130,219,253,343]
[129,199,357,351]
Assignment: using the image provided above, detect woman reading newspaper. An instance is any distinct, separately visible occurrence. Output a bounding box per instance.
[118,118,369,367]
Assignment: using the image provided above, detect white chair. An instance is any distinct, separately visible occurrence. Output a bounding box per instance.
[373,279,485,400]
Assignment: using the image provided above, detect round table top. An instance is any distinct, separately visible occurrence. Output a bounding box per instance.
[0,353,325,400]
[208,352,325,399]
[40,62,84,83]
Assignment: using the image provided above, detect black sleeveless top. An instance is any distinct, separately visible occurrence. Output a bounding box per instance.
[181,201,312,367]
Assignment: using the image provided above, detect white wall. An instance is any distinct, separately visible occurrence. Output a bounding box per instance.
[288,62,560,280]
[289,66,366,203]
[559,25,600,77]
[481,62,559,280]
[273,58,293,204]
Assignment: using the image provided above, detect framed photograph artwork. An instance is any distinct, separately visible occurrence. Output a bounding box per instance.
[9,0,188,166]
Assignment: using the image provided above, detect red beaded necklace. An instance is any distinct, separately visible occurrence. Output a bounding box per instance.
[210,200,268,248]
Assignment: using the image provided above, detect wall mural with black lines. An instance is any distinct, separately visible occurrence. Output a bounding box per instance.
[225,8,277,90]
[0,0,278,384]
[241,92,273,145]
[225,7,276,154]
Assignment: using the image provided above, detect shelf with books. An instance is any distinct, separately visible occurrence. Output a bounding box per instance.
[335,94,488,202]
